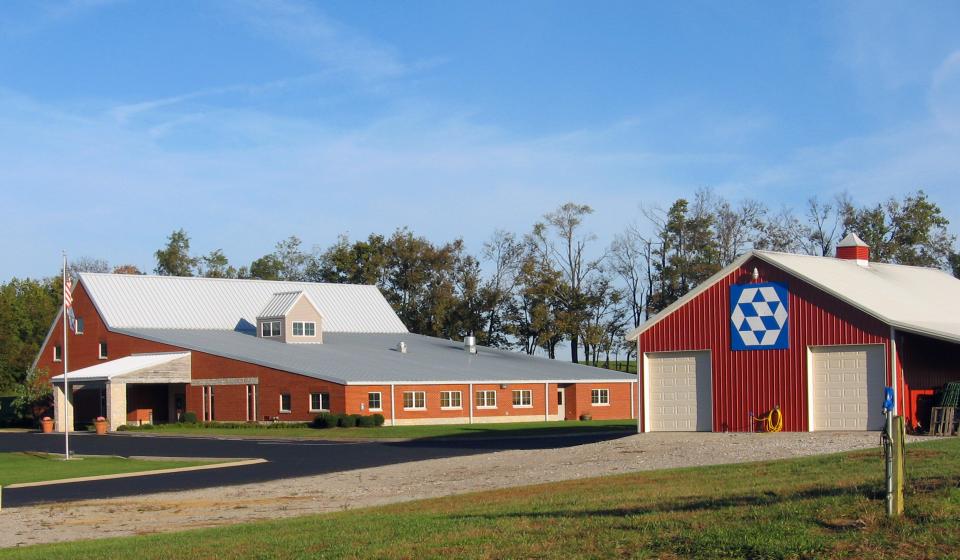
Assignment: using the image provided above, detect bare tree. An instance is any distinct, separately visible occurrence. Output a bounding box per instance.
[479,230,524,347]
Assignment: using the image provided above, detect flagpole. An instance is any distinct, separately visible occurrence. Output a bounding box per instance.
[62,252,70,460]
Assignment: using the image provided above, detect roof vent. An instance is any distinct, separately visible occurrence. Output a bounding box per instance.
[397,341,407,354]
[836,232,870,267]
[464,335,477,354]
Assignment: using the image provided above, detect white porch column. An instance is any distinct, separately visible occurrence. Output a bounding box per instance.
[107,381,127,432]
[54,383,74,432]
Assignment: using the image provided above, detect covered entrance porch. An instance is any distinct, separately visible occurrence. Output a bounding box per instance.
[50,352,191,432]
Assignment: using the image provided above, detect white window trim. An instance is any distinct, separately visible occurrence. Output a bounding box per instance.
[292,321,317,337]
[440,391,463,410]
[475,390,497,409]
[591,388,611,406]
[512,390,533,408]
[75,318,84,335]
[308,392,329,413]
[402,391,426,411]
[98,342,108,360]
[53,345,62,362]
[279,393,292,413]
[368,392,383,412]
[262,320,282,338]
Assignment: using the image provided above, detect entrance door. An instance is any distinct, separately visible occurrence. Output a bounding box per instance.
[557,388,566,420]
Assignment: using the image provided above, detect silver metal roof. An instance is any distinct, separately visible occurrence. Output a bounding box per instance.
[626,250,960,344]
[116,329,637,385]
[79,273,407,333]
[258,291,305,319]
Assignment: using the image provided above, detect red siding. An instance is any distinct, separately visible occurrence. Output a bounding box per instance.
[638,257,891,432]
[899,333,960,430]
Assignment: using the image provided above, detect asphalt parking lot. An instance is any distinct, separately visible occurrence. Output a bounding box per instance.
[0,430,631,507]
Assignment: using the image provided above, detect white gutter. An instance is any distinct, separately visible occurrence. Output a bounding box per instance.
[468,383,474,424]
[389,383,396,427]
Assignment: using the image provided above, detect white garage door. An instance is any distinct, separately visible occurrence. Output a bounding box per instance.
[811,345,886,431]
[646,351,712,431]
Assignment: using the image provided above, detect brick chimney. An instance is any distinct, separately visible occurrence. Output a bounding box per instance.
[836,232,869,266]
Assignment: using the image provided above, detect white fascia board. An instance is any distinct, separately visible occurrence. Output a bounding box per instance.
[344,378,638,386]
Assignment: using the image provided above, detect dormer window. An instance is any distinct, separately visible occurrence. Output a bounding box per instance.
[256,291,324,344]
[261,320,281,337]
[292,321,316,337]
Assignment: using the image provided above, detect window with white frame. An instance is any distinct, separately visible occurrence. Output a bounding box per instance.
[368,392,382,411]
[75,318,84,334]
[292,321,316,337]
[440,391,462,409]
[512,389,532,408]
[280,393,292,413]
[261,320,281,337]
[309,392,329,412]
[591,388,610,405]
[53,345,62,362]
[402,391,426,410]
[98,341,108,359]
[475,390,497,409]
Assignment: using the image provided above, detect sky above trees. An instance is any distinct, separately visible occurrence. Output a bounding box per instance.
[2,0,960,280]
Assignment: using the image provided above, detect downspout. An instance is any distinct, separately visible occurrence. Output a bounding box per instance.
[469,383,474,424]
[544,381,549,421]
[389,383,396,427]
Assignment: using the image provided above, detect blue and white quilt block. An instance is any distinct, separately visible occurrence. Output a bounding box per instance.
[730,282,789,350]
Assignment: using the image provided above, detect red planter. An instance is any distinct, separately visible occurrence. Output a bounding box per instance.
[40,417,54,433]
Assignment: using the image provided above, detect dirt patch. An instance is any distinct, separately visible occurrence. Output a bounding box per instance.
[0,432,899,548]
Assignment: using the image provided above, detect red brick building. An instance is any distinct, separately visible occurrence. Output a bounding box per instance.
[35,274,637,431]
[626,234,960,433]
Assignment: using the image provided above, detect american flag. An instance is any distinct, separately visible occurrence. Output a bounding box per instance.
[64,275,77,333]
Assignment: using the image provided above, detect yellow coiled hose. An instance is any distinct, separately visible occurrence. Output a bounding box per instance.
[752,406,784,433]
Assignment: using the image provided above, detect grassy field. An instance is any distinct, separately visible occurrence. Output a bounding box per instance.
[0,452,217,486]
[3,438,957,559]
[117,419,636,439]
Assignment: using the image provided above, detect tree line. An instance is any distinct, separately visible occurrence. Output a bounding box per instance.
[2,189,958,392]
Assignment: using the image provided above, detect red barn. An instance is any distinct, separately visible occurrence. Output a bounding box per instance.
[626,234,960,433]
[34,273,637,431]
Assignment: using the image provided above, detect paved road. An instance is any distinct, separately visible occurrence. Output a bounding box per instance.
[0,431,630,507]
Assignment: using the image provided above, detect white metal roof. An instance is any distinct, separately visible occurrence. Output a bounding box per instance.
[79,273,407,333]
[258,291,311,319]
[626,250,960,344]
[50,352,190,382]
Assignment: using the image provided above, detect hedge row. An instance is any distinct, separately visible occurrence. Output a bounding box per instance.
[311,412,385,429]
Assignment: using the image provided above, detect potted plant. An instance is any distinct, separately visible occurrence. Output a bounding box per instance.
[94,416,108,435]
[40,416,54,433]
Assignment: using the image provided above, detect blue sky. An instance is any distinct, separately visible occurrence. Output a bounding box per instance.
[2,0,960,280]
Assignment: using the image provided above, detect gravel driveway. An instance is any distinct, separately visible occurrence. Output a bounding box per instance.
[1,431,890,548]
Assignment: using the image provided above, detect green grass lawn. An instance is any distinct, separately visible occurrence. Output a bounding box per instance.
[577,360,638,374]
[3,438,958,559]
[118,419,636,440]
[0,452,218,486]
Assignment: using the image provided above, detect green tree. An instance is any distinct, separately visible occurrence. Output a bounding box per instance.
[154,229,198,276]
[11,367,53,423]
[841,190,956,268]
[199,249,237,278]
[0,278,59,389]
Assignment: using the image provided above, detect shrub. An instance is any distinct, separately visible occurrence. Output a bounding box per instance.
[115,424,131,431]
[579,413,592,421]
[372,413,385,426]
[337,414,358,428]
[311,413,337,429]
[357,415,376,428]
[139,423,155,430]
[180,411,198,424]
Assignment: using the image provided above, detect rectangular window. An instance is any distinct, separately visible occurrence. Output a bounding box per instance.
[402,391,426,410]
[440,391,462,409]
[75,318,84,335]
[280,393,292,413]
[368,392,382,411]
[512,389,532,408]
[292,321,317,337]
[202,386,215,422]
[475,390,497,409]
[262,321,282,337]
[53,345,62,362]
[98,342,108,359]
[309,392,329,412]
[591,388,610,405]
